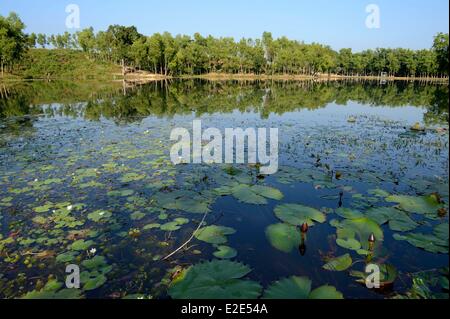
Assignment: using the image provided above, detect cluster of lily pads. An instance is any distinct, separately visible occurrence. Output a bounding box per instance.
[0,82,449,299]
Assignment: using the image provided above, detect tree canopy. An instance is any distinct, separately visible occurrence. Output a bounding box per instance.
[1,12,449,78]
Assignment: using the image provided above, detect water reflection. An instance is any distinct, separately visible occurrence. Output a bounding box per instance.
[1,80,449,125]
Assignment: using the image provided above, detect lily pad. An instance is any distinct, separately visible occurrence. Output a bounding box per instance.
[263,276,343,299]
[335,208,364,219]
[71,239,95,251]
[274,204,326,226]
[265,223,301,253]
[87,210,112,222]
[393,224,448,254]
[386,194,443,217]
[195,225,236,244]
[168,260,262,299]
[213,246,237,259]
[323,254,353,271]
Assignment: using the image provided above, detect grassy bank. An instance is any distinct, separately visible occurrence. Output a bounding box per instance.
[1,49,122,81]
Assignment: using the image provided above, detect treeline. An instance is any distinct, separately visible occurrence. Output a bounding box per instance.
[1,12,449,78]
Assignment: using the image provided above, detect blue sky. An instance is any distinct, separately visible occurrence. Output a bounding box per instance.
[1,0,448,51]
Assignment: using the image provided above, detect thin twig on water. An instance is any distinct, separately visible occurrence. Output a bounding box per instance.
[162,211,209,261]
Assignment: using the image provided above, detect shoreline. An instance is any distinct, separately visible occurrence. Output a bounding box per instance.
[1,72,449,84]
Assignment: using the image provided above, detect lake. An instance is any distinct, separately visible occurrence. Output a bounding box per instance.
[0,80,448,299]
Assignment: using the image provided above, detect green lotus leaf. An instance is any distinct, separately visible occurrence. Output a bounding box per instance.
[174,218,190,225]
[56,251,78,263]
[308,285,344,299]
[368,188,390,198]
[274,204,326,226]
[393,227,448,254]
[213,246,237,259]
[154,191,211,214]
[195,225,236,244]
[251,185,284,200]
[263,276,311,299]
[21,281,83,299]
[87,210,112,222]
[71,239,95,251]
[34,203,53,213]
[265,223,301,253]
[130,212,145,221]
[263,276,343,299]
[386,194,443,216]
[81,256,108,270]
[388,213,418,232]
[168,260,262,299]
[366,206,418,232]
[160,221,182,231]
[81,271,107,291]
[339,217,383,250]
[336,238,361,250]
[335,208,364,219]
[32,216,47,224]
[231,184,267,205]
[120,172,145,183]
[323,254,353,271]
[143,223,161,230]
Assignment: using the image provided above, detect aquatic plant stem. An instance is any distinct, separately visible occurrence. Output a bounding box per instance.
[162,211,209,261]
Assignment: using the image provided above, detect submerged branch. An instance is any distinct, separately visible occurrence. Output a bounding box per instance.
[162,210,209,261]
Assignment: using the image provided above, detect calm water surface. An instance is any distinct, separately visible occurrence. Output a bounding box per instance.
[0,80,448,299]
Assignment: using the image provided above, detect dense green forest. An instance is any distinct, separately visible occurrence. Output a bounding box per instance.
[1,12,449,78]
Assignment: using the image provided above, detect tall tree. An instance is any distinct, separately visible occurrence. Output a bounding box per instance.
[433,33,449,75]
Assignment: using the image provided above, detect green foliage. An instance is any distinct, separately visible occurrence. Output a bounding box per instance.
[274,203,326,226]
[168,260,262,299]
[2,12,448,78]
[323,254,353,272]
[263,276,343,299]
[265,223,301,253]
[16,49,120,79]
[195,225,236,244]
[0,12,27,75]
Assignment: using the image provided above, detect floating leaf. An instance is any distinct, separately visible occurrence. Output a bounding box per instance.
[274,204,326,226]
[213,246,237,259]
[393,224,448,254]
[87,210,112,222]
[335,208,364,219]
[130,212,145,221]
[386,194,443,217]
[71,239,94,251]
[265,223,301,253]
[323,254,353,271]
[143,223,161,230]
[195,225,236,244]
[264,276,343,299]
[168,260,262,299]
[366,206,418,232]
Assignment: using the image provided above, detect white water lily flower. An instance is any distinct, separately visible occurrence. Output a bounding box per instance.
[89,248,97,255]
[99,211,105,216]
[34,178,38,182]
[67,205,73,211]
